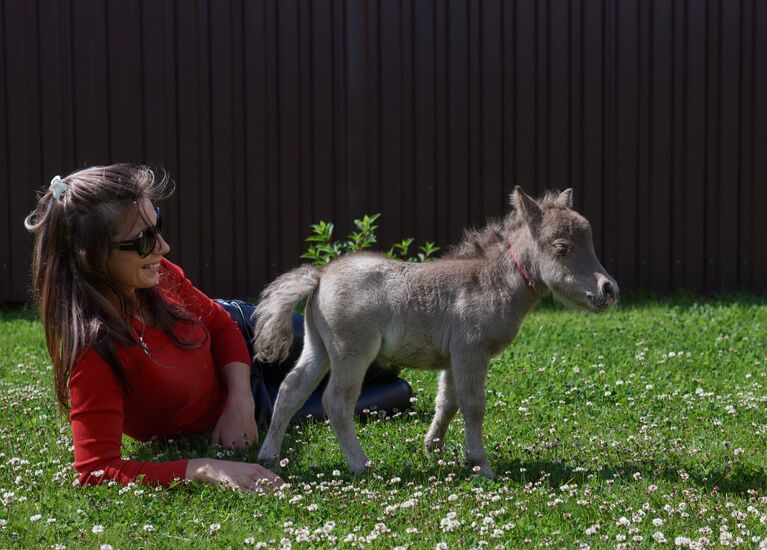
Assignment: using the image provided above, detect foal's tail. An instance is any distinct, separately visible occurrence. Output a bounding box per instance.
[252,264,321,363]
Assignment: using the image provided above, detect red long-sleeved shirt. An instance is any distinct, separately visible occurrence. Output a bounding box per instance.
[68,259,250,486]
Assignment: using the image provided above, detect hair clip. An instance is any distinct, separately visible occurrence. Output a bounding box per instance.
[49,176,68,200]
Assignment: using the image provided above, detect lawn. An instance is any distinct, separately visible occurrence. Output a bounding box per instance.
[1,294,766,549]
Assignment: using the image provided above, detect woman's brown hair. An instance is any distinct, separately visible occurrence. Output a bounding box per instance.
[24,164,205,412]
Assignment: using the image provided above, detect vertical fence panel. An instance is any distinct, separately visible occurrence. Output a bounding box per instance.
[718,0,741,291]
[682,0,707,291]
[568,0,584,206]
[0,1,11,299]
[379,0,404,247]
[5,0,41,301]
[549,0,570,191]
[649,0,673,293]
[580,0,605,260]
[38,0,75,181]
[72,1,110,165]
[107,1,143,162]
[3,0,767,301]
[413,0,437,242]
[243,0,271,289]
[446,0,469,245]
[704,0,721,292]
[209,1,236,297]
[738,0,754,291]
[754,0,767,289]
[174,2,204,283]
[481,0,504,218]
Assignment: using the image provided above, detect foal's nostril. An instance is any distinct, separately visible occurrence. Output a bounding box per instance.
[601,280,618,302]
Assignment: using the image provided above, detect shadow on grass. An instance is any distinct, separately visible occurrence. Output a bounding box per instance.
[0,304,39,322]
[530,289,767,313]
[487,456,767,496]
[121,421,767,497]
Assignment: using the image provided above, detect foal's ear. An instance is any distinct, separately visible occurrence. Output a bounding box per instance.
[510,187,542,224]
[558,188,574,208]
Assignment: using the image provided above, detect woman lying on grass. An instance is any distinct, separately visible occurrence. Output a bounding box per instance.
[23,164,282,492]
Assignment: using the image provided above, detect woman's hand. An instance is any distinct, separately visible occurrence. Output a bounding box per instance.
[186,458,282,492]
[212,390,258,448]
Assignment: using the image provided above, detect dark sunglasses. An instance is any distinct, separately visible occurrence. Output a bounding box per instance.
[113,207,163,258]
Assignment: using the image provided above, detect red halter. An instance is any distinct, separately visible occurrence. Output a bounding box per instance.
[508,240,536,293]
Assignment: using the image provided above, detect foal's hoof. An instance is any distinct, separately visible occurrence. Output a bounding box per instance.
[348,461,371,476]
[258,455,280,473]
[424,444,445,457]
[471,465,495,479]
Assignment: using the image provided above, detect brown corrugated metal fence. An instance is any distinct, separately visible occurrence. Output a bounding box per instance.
[2,0,766,302]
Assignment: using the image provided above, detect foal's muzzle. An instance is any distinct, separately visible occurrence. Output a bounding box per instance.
[587,276,619,311]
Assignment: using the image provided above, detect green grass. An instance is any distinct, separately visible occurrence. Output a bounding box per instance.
[1,294,767,548]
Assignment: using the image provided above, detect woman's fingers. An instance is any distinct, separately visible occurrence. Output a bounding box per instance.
[246,464,283,492]
[211,425,222,446]
[190,458,281,493]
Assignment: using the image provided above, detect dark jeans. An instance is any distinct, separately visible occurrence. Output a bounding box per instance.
[215,299,413,430]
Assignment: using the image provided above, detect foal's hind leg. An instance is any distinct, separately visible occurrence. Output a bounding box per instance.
[450,351,494,478]
[424,369,459,452]
[323,340,381,475]
[257,331,329,471]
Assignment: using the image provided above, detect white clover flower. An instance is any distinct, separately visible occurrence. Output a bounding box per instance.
[92,525,105,534]
[100,545,113,550]
[244,538,255,545]
[436,543,448,550]
[30,514,42,522]
[585,524,600,536]
[653,518,665,526]
[91,470,105,478]
[209,523,221,533]
[674,537,691,547]
[617,516,631,527]
[279,458,289,468]
[653,532,667,543]
[143,524,155,532]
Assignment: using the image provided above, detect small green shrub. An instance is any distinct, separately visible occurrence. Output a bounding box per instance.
[301,213,439,266]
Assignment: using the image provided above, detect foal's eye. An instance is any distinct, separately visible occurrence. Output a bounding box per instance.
[554,243,570,256]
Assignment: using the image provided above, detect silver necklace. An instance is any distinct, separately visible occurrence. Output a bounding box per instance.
[133,301,151,357]
[135,319,150,356]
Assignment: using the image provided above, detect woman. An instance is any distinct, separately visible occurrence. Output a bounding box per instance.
[24,164,281,491]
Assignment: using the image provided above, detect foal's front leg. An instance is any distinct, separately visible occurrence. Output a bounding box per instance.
[425,369,459,452]
[450,350,493,478]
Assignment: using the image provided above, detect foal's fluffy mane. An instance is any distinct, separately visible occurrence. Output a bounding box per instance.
[445,190,567,260]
